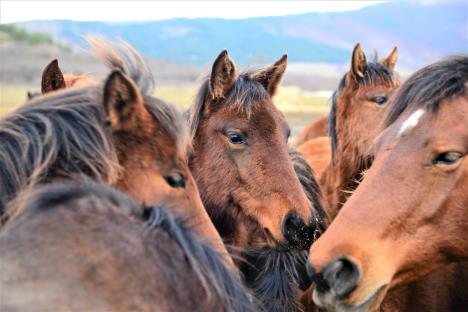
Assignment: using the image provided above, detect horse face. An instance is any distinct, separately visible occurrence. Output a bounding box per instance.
[190,51,315,250]
[309,96,468,311]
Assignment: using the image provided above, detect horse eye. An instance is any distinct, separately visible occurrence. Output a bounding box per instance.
[371,96,387,105]
[164,173,186,188]
[432,152,463,166]
[226,131,246,145]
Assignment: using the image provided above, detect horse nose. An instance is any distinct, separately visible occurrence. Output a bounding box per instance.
[311,258,360,300]
[282,212,316,250]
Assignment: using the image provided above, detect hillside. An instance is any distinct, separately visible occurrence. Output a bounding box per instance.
[14,1,468,68]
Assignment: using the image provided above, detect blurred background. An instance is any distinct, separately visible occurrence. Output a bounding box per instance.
[1,0,467,133]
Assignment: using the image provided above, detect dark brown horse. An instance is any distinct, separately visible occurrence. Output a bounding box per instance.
[188,50,326,310]
[319,43,400,219]
[0,40,229,266]
[0,179,255,312]
[189,50,318,251]
[309,56,468,312]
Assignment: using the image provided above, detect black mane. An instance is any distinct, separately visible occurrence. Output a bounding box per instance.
[385,55,468,127]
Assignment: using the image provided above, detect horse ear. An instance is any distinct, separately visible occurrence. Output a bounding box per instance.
[41,59,66,94]
[350,43,367,79]
[381,46,398,71]
[253,54,287,96]
[103,70,146,131]
[209,50,237,100]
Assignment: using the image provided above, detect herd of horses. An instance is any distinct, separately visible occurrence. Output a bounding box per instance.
[0,37,466,311]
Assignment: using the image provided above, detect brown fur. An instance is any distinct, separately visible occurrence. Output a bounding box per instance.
[41,59,94,94]
[297,136,331,181]
[294,115,329,147]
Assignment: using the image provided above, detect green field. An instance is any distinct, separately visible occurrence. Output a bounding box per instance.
[0,84,330,135]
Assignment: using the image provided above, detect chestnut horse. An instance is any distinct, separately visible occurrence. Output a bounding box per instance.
[0,40,229,266]
[320,43,399,219]
[0,179,255,312]
[309,56,468,311]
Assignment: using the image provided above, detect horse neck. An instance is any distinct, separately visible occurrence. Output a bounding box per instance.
[322,139,370,220]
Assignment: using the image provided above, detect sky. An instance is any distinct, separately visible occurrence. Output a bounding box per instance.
[1,1,386,23]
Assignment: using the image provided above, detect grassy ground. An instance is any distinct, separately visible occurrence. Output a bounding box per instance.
[0,84,330,135]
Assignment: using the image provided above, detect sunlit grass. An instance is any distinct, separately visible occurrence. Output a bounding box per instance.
[0,84,330,134]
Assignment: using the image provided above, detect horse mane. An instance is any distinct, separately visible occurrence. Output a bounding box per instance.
[6,179,255,312]
[0,39,190,216]
[385,55,468,127]
[188,72,269,138]
[328,61,397,163]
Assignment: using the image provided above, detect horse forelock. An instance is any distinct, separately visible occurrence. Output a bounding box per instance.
[189,72,270,139]
[385,55,468,127]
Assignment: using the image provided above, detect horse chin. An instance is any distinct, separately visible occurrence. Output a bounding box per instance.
[312,284,388,312]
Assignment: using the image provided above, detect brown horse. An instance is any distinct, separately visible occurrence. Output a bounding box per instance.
[319,43,400,219]
[188,50,325,310]
[0,179,255,312]
[297,136,332,180]
[189,50,317,251]
[41,58,95,94]
[309,56,468,312]
[295,115,329,147]
[0,40,229,266]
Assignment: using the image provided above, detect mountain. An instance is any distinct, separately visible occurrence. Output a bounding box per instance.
[11,1,468,69]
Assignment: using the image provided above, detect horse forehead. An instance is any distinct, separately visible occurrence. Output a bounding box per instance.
[252,103,287,128]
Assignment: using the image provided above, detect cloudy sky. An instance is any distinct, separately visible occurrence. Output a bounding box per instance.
[1,1,385,23]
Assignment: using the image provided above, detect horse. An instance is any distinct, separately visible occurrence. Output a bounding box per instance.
[297,136,332,180]
[0,179,255,312]
[41,58,95,94]
[294,115,328,147]
[0,39,230,267]
[308,55,468,312]
[188,50,326,310]
[319,43,400,219]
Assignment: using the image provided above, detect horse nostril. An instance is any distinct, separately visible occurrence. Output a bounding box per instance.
[319,258,360,299]
[283,213,316,250]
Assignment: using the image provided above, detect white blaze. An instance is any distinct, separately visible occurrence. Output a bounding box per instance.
[398,109,425,136]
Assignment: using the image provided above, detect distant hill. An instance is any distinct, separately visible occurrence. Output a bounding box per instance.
[14,1,467,68]
[0,24,54,45]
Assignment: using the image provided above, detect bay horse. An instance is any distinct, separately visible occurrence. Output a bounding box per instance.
[0,39,230,266]
[188,50,326,310]
[309,56,468,312]
[320,43,400,219]
[0,179,255,312]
